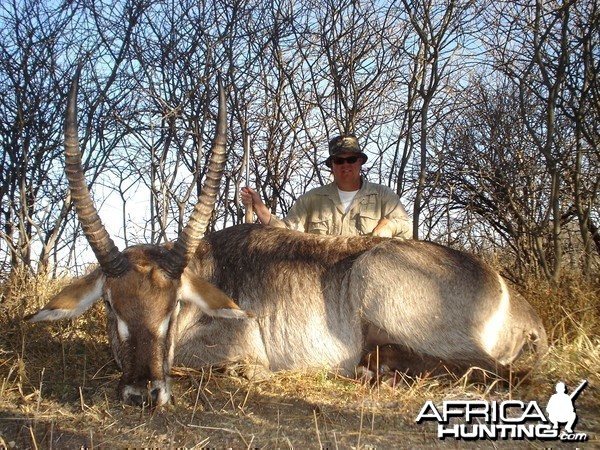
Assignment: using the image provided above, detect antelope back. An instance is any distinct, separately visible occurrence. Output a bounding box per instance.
[181,225,547,375]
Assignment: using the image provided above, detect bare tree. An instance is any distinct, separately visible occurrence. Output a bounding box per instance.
[480,0,599,282]
[559,0,600,278]
[0,1,86,275]
[440,75,555,279]
[0,0,596,283]
[399,0,483,239]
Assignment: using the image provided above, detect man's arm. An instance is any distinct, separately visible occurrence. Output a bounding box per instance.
[376,187,412,239]
[242,185,310,232]
[268,197,309,232]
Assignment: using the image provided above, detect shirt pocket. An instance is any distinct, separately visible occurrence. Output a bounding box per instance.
[356,197,380,235]
[307,214,332,235]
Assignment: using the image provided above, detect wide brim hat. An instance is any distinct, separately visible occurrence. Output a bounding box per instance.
[324,135,368,167]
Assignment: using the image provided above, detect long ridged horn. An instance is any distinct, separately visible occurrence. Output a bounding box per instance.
[65,67,130,277]
[162,78,227,279]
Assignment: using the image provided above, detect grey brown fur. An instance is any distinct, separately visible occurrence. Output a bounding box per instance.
[176,224,547,376]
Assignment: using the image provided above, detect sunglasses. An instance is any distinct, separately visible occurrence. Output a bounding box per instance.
[331,156,361,165]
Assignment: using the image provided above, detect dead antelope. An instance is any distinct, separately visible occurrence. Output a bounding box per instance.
[27,71,548,408]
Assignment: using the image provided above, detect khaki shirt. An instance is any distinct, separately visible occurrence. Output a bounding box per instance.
[269,180,412,238]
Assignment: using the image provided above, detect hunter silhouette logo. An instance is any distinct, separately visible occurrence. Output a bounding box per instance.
[415,380,590,442]
[546,380,587,435]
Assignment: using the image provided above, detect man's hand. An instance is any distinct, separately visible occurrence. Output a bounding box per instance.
[240,186,271,225]
[372,218,394,238]
[241,186,259,207]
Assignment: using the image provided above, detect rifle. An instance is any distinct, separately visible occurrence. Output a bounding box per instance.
[569,380,588,400]
[243,128,253,224]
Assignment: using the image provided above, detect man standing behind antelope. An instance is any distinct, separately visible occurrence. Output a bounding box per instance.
[241,135,412,238]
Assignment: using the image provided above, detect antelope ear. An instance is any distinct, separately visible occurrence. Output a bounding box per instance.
[25,268,106,322]
[178,270,252,319]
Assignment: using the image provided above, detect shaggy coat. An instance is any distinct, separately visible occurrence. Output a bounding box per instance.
[174,224,547,375]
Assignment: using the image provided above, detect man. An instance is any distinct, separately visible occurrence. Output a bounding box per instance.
[546,382,578,434]
[241,134,412,238]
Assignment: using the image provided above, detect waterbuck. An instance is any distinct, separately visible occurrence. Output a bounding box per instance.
[27,72,547,407]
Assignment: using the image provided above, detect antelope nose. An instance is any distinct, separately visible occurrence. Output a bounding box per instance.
[150,387,160,404]
[129,393,145,408]
[127,388,160,407]
[122,382,169,407]
[125,387,162,407]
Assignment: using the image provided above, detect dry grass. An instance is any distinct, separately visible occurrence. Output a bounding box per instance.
[0,270,598,449]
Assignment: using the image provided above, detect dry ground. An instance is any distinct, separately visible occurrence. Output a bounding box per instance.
[0,272,598,449]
